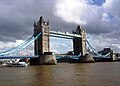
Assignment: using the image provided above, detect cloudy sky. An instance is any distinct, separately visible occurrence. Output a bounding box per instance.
[0,0,120,55]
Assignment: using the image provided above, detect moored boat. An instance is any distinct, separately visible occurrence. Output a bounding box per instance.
[7,62,28,67]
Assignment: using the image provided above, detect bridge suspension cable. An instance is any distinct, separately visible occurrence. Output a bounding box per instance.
[0,35,34,56]
[0,35,34,55]
[0,32,41,56]
[86,40,111,58]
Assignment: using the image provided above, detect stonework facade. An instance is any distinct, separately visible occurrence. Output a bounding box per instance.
[73,25,87,56]
[34,16,50,55]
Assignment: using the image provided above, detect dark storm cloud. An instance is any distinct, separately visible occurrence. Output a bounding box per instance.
[50,17,78,32]
[0,0,79,42]
[0,0,56,41]
[0,0,120,52]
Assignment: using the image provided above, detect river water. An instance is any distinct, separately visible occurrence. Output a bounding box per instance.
[0,62,120,86]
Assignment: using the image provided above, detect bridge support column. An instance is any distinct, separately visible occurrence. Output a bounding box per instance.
[30,16,57,65]
[73,25,94,63]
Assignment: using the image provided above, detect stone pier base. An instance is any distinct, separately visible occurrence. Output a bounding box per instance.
[30,55,57,65]
[80,54,95,63]
[40,55,57,65]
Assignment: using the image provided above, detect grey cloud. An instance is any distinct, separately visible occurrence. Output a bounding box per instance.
[0,0,77,42]
[0,0,120,53]
[0,0,57,42]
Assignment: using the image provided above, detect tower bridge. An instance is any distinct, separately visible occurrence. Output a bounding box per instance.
[0,16,116,65]
[30,16,92,65]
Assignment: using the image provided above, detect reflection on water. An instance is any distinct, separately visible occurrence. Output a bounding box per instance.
[0,62,120,86]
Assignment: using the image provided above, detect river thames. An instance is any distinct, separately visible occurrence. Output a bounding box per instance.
[0,62,120,86]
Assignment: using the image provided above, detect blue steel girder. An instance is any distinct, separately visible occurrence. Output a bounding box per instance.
[50,31,81,39]
[50,34,73,39]
[0,55,39,59]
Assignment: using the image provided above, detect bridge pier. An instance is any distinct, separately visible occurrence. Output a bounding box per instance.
[30,55,57,65]
[40,55,57,65]
[30,16,57,65]
[80,54,95,63]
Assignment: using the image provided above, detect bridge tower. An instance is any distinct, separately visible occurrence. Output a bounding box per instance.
[30,16,56,65]
[73,25,87,56]
[73,25,94,62]
[34,16,50,55]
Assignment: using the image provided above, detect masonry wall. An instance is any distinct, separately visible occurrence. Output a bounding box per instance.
[34,16,50,55]
[73,26,86,56]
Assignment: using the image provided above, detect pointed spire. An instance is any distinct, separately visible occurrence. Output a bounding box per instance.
[77,25,80,30]
[39,16,44,23]
[75,25,81,34]
[47,19,49,25]
[34,22,36,28]
[72,30,75,34]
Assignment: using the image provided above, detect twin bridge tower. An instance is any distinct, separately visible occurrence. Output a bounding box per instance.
[30,16,92,65]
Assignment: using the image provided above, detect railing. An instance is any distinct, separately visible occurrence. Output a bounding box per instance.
[50,31,81,39]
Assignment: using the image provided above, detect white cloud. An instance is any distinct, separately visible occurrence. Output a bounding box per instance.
[16,40,24,45]
[55,0,89,24]
[54,0,120,32]
[0,41,17,51]
[101,13,111,22]
[50,37,73,54]
[54,0,120,52]
[55,0,104,25]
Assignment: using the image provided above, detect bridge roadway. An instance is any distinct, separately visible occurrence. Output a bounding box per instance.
[50,31,81,39]
[0,54,80,59]
[0,55,39,59]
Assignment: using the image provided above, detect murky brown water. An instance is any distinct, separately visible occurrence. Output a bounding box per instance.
[0,62,120,86]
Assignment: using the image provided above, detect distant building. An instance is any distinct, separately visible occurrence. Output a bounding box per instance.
[98,48,113,55]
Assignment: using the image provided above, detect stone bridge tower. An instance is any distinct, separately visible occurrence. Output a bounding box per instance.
[73,25,94,63]
[73,25,87,56]
[30,16,56,65]
[34,16,50,55]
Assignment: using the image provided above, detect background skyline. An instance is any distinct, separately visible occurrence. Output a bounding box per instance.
[0,0,120,54]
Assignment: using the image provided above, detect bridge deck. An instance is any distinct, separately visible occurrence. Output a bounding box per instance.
[50,31,81,39]
[0,56,39,59]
